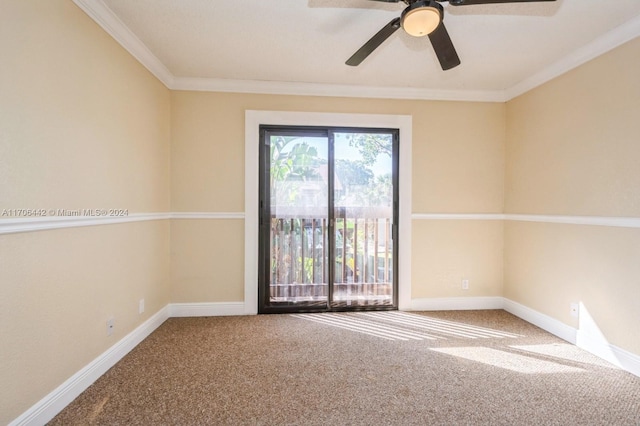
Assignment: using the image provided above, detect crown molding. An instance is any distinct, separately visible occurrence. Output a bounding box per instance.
[172,77,507,103]
[70,0,504,102]
[72,0,174,87]
[69,1,640,102]
[505,14,640,101]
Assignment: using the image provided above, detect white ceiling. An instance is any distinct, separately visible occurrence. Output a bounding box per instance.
[76,0,640,101]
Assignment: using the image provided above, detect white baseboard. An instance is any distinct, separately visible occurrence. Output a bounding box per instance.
[503,299,640,378]
[502,298,577,344]
[577,331,640,378]
[9,306,170,426]
[10,302,246,425]
[169,302,246,318]
[409,296,504,311]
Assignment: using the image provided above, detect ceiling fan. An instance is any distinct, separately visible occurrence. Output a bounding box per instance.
[346,0,556,71]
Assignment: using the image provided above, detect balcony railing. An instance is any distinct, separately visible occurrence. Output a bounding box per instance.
[269,207,393,306]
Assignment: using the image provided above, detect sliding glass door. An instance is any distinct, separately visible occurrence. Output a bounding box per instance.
[258,126,398,313]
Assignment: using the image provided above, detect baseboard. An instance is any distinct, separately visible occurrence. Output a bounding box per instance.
[169,302,246,317]
[10,302,243,425]
[577,331,640,378]
[409,296,504,311]
[502,298,577,344]
[503,299,640,378]
[9,306,170,426]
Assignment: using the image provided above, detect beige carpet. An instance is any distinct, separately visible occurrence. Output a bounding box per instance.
[50,310,640,425]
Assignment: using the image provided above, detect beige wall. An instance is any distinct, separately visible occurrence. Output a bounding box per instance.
[170,219,244,302]
[12,0,640,421]
[505,37,640,355]
[411,220,504,298]
[0,1,171,423]
[170,91,506,302]
[170,92,505,214]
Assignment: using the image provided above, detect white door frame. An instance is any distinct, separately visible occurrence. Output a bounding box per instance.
[245,110,412,314]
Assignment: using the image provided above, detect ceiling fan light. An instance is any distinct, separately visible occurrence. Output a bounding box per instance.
[402,5,441,37]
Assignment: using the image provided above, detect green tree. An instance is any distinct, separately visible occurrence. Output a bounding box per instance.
[335,158,374,193]
[346,133,392,166]
[366,173,392,206]
[270,136,325,184]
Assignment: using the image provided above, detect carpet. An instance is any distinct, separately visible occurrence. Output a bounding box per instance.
[49,310,640,425]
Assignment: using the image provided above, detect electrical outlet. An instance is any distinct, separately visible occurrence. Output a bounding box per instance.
[139,298,145,314]
[570,302,579,318]
[106,317,115,336]
[461,279,469,290]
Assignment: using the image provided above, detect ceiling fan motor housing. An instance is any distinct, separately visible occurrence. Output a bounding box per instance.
[401,0,443,37]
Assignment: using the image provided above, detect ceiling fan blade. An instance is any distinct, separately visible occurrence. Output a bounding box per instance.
[448,0,555,5]
[428,22,460,70]
[346,17,401,66]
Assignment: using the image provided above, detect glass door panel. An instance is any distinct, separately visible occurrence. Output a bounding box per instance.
[332,132,395,308]
[261,132,329,311]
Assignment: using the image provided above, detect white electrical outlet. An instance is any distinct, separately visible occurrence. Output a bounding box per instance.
[570,302,579,318]
[462,279,469,290]
[106,317,115,336]
[139,298,145,314]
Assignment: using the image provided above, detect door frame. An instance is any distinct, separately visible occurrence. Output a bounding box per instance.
[245,111,412,315]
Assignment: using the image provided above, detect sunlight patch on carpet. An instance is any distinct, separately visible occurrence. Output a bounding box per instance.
[362,311,521,339]
[291,312,438,341]
[291,311,521,341]
[510,344,620,369]
[431,347,586,374]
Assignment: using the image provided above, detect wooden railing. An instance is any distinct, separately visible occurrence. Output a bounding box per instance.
[269,207,393,305]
